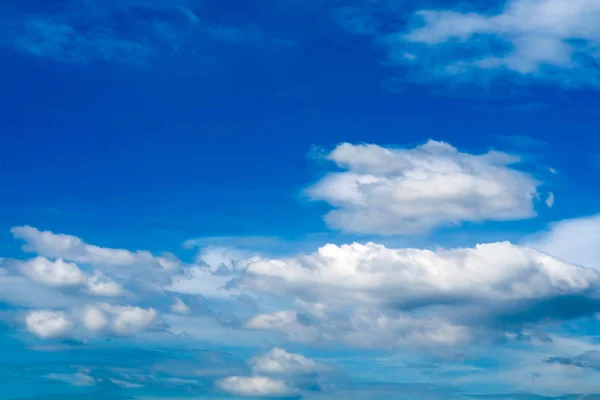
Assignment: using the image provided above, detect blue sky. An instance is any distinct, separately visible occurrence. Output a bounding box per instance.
[1,0,600,398]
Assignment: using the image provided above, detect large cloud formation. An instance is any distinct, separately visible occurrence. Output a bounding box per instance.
[307,140,540,234]
[235,241,600,348]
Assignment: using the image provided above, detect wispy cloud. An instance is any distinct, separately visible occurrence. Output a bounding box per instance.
[3,0,295,65]
[334,0,600,89]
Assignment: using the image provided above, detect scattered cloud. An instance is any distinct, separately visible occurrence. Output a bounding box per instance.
[12,19,154,65]
[250,347,323,376]
[25,310,73,339]
[219,348,325,397]
[16,257,123,297]
[334,0,600,88]
[545,192,555,208]
[306,140,541,235]
[80,304,158,336]
[218,375,298,397]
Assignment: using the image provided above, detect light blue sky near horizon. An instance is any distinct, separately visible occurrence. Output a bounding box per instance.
[1,0,600,399]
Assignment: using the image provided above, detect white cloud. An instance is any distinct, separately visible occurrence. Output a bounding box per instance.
[246,310,318,342]
[307,140,540,235]
[80,304,158,336]
[238,240,600,348]
[17,257,123,297]
[398,0,600,86]
[527,214,600,269]
[170,297,190,315]
[217,375,298,397]
[81,305,108,332]
[19,257,86,287]
[47,370,97,386]
[12,226,181,271]
[251,347,322,376]
[25,310,73,339]
[85,273,124,297]
[546,192,555,208]
[219,348,324,397]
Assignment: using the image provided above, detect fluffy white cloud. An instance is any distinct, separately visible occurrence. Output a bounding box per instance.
[238,240,600,348]
[85,273,124,297]
[307,140,540,234]
[241,241,596,305]
[400,0,600,86]
[25,310,73,339]
[20,257,86,287]
[17,257,123,297]
[250,347,322,376]
[81,304,158,336]
[12,226,181,271]
[219,348,325,397]
[217,375,297,397]
[527,214,600,269]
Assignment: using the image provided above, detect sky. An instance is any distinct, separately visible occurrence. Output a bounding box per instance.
[1,0,600,398]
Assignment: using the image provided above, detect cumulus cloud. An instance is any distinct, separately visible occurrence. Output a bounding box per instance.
[80,304,158,336]
[306,140,540,234]
[219,348,323,397]
[12,226,181,271]
[237,241,600,348]
[25,310,73,339]
[19,257,86,287]
[17,257,123,297]
[217,375,298,397]
[250,347,322,376]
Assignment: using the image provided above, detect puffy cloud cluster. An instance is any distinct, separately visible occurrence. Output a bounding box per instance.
[307,140,540,234]
[25,310,73,339]
[238,241,600,348]
[81,304,158,336]
[24,304,158,339]
[250,347,322,376]
[18,257,123,297]
[218,348,324,397]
